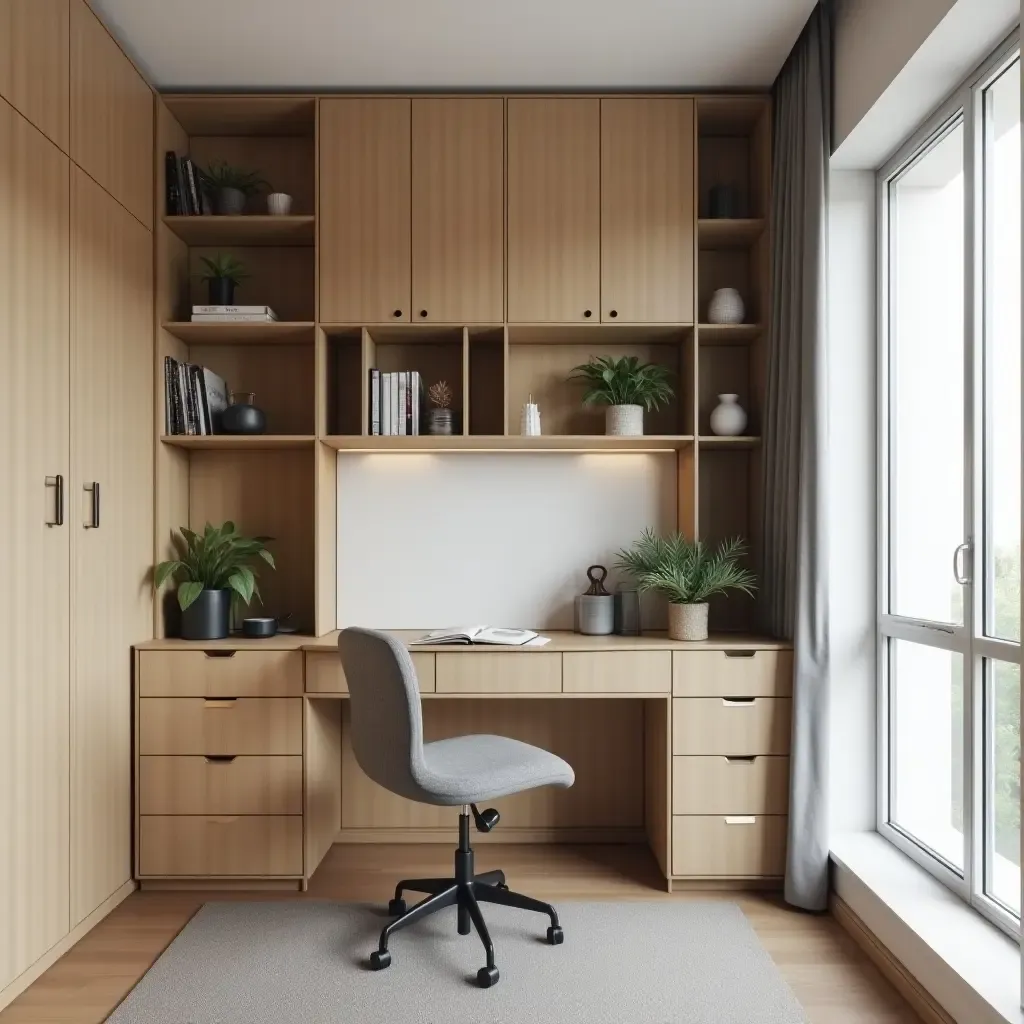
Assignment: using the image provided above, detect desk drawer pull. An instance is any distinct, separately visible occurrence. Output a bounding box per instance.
[203,650,236,659]
[204,754,237,763]
[721,697,755,706]
[724,816,757,826]
[724,650,756,659]
[204,698,237,709]
[725,755,757,764]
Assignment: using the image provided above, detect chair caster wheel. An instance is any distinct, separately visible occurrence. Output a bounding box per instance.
[496,881,509,891]
[388,898,406,916]
[546,925,564,945]
[477,965,500,988]
[369,949,391,971]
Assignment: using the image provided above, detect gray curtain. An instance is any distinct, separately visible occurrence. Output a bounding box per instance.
[761,2,832,912]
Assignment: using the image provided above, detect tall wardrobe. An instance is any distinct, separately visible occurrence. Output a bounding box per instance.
[0,0,154,1005]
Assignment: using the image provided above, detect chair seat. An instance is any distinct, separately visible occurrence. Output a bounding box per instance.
[415,734,575,806]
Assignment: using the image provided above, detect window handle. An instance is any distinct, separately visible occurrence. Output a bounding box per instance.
[952,541,971,585]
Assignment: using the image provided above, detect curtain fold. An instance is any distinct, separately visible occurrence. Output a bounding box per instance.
[761,1,832,911]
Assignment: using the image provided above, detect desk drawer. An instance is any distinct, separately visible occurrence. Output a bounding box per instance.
[139,698,302,755]
[672,756,789,815]
[139,815,303,876]
[673,650,792,697]
[672,815,787,877]
[436,653,561,693]
[138,650,303,697]
[672,698,790,756]
[139,755,303,815]
[306,651,435,693]
[563,651,670,693]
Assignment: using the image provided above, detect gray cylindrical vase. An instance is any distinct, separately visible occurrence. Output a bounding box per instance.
[180,588,231,640]
[605,404,644,436]
[668,602,709,642]
[428,408,454,435]
[576,594,615,635]
[216,187,246,215]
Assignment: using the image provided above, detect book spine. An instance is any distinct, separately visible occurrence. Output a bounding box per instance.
[370,369,380,435]
[163,357,172,433]
[195,366,212,435]
[186,364,199,434]
[192,305,276,315]
[164,152,181,215]
[405,372,412,435]
[185,158,201,217]
[381,373,390,436]
[189,314,277,322]
[170,358,183,434]
[389,373,398,435]
[177,158,191,215]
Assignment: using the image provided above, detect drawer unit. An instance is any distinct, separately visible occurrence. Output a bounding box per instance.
[435,653,561,693]
[671,815,786,877]
[305,651,436,693]
[138,650,304,697]
[139,755,303,815]
[138,698,302,755]
[139,815,303,876]
[672,650,792,697]
[562,651,671,693]
[672,755,789,815]
[672,697,790,756]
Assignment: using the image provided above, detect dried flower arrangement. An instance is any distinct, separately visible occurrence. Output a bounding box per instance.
[428,381,453,408]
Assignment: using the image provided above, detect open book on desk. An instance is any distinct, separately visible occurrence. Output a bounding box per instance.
[409,626,550,647]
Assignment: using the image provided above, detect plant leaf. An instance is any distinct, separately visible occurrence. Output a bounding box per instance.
[177,580,205,611]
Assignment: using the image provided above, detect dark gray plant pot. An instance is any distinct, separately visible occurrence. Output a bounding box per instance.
[427,408,454,436]
[221,402,267,434]
[207,277,235,305]
[216,187,246,215]
[180,588,231,640]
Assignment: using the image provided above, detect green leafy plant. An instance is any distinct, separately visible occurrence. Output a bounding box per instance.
[201,160,268,196]
[155,522,275,611]
[568,355,674,411]
[616,529,757,605]
[198,253,248,285]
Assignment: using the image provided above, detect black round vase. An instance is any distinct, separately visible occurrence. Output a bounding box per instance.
[180,588,231,640]
[221,402,267,434]
[207,277,235,305]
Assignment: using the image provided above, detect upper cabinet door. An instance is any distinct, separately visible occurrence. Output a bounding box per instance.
[507,98,600,323]
[411,97,504,323]
[319,98,411,323]
[70,0,152,229]
[0,0,70,151]
[601,98,695,323]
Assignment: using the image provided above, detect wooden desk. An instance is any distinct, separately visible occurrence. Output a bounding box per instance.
[133,632,792,892]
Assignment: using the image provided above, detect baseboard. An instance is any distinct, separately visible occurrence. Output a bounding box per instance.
[138,879,303,892]
[830,894,956,1024]
[669,877,784,892]
[334,827,647,844]
[0,879,137,1013]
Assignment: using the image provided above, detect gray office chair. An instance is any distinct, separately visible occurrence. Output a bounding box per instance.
[338,627,575,988]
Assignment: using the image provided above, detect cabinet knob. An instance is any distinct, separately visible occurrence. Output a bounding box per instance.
[419,309,428,318]
[609,309,618,318]
[393,309,402,318]
[583,309,592,318]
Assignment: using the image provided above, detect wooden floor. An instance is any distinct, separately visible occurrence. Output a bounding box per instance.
[0,844,921,1023]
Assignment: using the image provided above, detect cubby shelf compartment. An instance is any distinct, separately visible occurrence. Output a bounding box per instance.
[162,322,316,345]
[322,435,694,453]
[163,215,315,246]
[697,435,761,449]
[698,219,765,249]
[697,324,762,345]
[160,435,316,450]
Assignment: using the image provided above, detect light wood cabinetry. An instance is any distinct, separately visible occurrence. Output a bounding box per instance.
[672,756,789,815]
[506,98,601,323]
[0,0,69,150]
[0,98,71,994]
[70,0,152,228]
[563,651,671,693]
[672,814,786,877]
[138,650,304,697]
[673,650,793,697]
[411,97,504,323]
[306,651,436,694]
[672,697,791,756]
[435,653,562,694]
[139,698,303,756]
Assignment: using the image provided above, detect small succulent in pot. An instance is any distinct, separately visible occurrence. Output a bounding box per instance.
[201,160,269,215]
[568,355,674,436]
[155,522,276,640]
[198,253,248,305]
[427,380,454,436]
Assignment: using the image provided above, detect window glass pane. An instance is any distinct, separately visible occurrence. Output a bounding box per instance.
[889,121,965,624]
[889,639,965,870]
[985,660,1020,913]
[983,59,1021,643]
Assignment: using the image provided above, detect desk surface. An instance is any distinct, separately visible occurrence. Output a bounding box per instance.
[136,630,792,652]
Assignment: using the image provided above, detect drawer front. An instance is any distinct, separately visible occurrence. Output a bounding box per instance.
[673,650,792,697]
[139,815,303,876]
[139,650,304,697]
[672,756,789,815]
[562,651,671,693]
[436,653,561,693]
[305,651,435,693]
[672,815,787,877]
[139,755,303,815]
[139,698,302,755]
[672,698,791,756]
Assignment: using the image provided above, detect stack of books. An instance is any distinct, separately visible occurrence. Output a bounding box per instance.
[164,151,207,216]
[190,305,278,323]
[369,370,423,436]
[164,357,229,435]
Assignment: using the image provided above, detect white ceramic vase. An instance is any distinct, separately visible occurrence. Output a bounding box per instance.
[709,394,747,436]
[605,404,644,436]
[707,287,745,325]
[668,602,709,642]
[267,192,293,216]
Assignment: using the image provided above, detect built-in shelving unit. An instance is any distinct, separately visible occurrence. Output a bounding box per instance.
[162,214,316,246]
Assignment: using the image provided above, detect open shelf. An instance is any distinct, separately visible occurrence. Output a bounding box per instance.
[162,95,316,137]
[697,324,762,345]
[162,321,315,345]
[698,435,761,449]
[160,434,315,450]
[163,215,315,246]
[698,218,766,249]
[322,435,694,452]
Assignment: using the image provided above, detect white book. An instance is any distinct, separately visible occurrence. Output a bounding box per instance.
[370,368,380,436]
[399,371,407,436]
[381,373,391,436]
[190,313,278,322]
[410,626,545,647]
[390,373,400,435]
[192,305,278,316]
[412,371,420,436]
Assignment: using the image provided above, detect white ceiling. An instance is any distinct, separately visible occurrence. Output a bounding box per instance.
[91,0,817,91]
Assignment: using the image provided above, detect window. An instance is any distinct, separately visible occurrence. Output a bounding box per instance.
[879,37,1021,936]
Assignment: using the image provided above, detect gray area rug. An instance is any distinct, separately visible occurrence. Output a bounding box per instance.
[108,900,808,1023]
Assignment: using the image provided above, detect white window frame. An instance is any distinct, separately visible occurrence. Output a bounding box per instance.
[877,30,1022,941]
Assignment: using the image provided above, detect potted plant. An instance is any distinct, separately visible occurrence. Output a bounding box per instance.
[154,522,276,640]
[202,160,268,215]
[568,355,673,436]
[198,253,247,305]
[427,380,454,435]
[616,530,756,641]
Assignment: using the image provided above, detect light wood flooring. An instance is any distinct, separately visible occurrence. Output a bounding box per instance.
[1,844,921,1023]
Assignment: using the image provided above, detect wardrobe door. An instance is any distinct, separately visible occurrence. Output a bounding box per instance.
[600,98,695,323]
[0,98,71,991]
[70,167,153,925]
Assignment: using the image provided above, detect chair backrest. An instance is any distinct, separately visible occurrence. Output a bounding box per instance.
[337,627,426,801]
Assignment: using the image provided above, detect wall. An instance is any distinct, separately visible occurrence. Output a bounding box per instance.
[336,453,675,629]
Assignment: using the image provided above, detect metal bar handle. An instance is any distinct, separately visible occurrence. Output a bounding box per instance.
[45,475,64,527]
[85,481,100,528]
[952,541,971,585]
